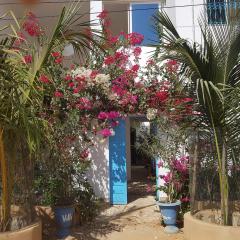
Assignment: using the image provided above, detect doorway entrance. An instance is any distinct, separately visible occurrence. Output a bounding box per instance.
[109,117,156,205]
[128,117,156,203]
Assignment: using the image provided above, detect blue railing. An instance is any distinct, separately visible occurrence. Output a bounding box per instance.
[207,0,240,24]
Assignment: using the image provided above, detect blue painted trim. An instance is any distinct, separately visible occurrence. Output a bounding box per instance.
[109,119,128,205]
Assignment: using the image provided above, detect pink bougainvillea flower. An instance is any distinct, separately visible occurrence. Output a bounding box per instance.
[131,64,140,72]
[98,112,109,120]
[54,91,63,98]
[90,70,99,79]
[133,47,142,57]
[76,97,92,110]
[39,74,51,84]
[109,36,119,44]
[129,95,138,105]
[80,149,90,159]
[181,197,190,203]
[23,54,32,64]
[104,55,115,65]
[64,74,72,81]
[162,172,172,183]
[147,59,155,66]
[55,57,64,64]
[111,121,119,127]
[23,13,42,37]
[127,32,144,45]
[51,52,61,58]
[98,128,113,138]
[166,59,179,72]
[107,111,121,119]
[114,51,124,60]
[70,64,75,70]
[73,87,80,94]
[75,76,86,83]
[97,10,108,19]
[156,91,169,102]
[182,98,193,103]
[68,82,75,88]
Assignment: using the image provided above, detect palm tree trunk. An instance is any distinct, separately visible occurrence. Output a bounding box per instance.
[190,141,198,215]
[220,141,229,225]
[0,129,11,231]
[211,119,229,225]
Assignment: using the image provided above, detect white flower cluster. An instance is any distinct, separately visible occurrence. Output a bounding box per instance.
[71,67,110,94]
[147,108,158,120]
[71,67,92,79]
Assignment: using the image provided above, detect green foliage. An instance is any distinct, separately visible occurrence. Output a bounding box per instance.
[0,1,100,231]
[154,9,240,225]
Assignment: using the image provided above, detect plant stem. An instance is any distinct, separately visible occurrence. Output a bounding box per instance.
[0,129,11,231]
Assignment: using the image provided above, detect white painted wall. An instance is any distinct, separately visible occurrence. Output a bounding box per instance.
[87,1,111,201]
[88,137,110,201]
[165,0,204,43]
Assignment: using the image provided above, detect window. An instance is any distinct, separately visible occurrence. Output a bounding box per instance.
[207,0,226,24]
[131,3,159,46]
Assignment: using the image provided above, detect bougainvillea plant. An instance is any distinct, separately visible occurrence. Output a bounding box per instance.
[12,10,193,206]
[159,156,190,203]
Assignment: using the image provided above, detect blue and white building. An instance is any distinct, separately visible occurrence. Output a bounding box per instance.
[1,0,236,204]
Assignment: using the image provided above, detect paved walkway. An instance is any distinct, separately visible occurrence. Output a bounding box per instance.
[67,166,184,240]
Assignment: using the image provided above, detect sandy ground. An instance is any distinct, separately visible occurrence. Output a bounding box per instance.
[64,166,184,240]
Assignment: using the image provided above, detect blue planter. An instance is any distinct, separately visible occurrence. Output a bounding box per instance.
[54,206,74,239]
[157,200,181,234]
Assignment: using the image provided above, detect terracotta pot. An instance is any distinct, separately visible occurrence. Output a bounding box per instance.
[35,206,56,237]
[184,212,240,240]
[0,220,42,240]
[20,0,39,5]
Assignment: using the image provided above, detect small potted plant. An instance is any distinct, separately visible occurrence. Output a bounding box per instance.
[51,171,75,239]
[156,156,190,234]
[35,156,76,239]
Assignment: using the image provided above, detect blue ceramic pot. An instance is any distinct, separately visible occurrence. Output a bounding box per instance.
[157,200,181,234]
[54,206,74,239]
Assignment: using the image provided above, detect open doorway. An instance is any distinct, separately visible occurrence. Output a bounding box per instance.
[127,117,156,203]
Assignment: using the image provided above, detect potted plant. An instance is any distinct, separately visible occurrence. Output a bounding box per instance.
[156,156,189,234]
[52,172,75,239]
[136,121,190,233]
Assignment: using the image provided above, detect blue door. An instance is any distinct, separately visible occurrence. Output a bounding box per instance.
[109,119,127,205]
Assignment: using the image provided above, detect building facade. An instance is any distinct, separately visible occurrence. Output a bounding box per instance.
[1,0,234,204]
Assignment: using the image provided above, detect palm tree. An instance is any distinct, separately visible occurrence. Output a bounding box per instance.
[153,8,240,225]
[0,1,100,231]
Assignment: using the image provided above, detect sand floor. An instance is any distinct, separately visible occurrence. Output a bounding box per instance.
[64,166,184,240]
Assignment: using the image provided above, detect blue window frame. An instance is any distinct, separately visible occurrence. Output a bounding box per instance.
[207,0,226,24]
[131,3,159,46]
